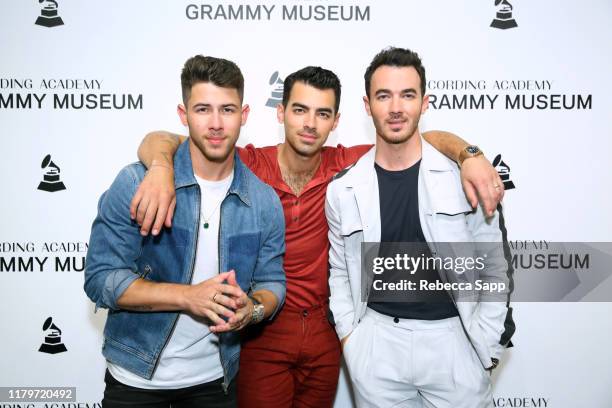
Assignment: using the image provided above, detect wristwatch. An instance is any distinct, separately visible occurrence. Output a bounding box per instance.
[249,296,265,324]
[458,145,484,167]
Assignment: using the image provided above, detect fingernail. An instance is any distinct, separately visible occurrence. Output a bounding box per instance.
[152,229,159,235]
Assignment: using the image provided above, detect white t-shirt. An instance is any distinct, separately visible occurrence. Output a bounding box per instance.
[108,171,234,389]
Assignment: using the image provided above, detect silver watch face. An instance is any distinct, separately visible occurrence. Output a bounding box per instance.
[466,145,481,155]
[252,303,265,323]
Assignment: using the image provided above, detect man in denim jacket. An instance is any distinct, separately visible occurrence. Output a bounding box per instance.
[84,55,286,407]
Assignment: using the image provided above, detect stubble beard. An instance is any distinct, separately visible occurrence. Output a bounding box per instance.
[191,133,235,164]
[286,132,325,159]
[377,118,419,145]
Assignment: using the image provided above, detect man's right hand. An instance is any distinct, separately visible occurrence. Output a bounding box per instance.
[130,165,176,236]
[131,131,185,236]
[181,270,247,325]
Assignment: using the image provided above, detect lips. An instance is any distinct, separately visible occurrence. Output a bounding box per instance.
[387,119,407,131]
[208,138,223,146]
[298,132,317,143]
[207,137,225,145]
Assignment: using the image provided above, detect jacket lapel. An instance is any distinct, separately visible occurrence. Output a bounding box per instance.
[345,148,381,243]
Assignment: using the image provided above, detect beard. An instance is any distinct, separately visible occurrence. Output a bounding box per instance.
[374,116,419,145]
[190,132,236,163]
[285,130,326,158]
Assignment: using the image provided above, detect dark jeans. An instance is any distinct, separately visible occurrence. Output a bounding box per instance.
[102,369,237,408]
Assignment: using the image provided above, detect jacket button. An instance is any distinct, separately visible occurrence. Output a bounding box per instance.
[393,317,400,323]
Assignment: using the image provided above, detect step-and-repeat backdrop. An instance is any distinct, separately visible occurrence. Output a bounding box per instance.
[2,1,611,407]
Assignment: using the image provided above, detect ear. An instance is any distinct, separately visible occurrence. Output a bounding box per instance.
[177,104,188,126]
[241,104,250,126]
[276,103,285,124]
[331,112,341,131]
[421,94,429,115]
[363,96,372,117]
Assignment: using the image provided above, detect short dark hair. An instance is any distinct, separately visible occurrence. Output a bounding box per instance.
[181,55,244,104]
[282,66,342,114]
[364,47,426,98]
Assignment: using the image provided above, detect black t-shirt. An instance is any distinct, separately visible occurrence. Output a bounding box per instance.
[367,160,458,320]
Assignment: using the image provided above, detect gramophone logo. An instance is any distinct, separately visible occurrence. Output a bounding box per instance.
[37,154,66,192]
[35,0,64,28]
[265,71,284,108]
[490,0,518,30]
[492,154,516,190]
[38,317,68,354]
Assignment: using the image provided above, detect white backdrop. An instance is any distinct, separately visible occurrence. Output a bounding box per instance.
[1,1,611,407]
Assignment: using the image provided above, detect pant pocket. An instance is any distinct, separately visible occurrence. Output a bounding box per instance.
[452,331,491,404]
[346,318,374,388]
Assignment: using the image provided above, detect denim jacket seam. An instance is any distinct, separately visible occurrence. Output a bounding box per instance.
[105,334,156,363]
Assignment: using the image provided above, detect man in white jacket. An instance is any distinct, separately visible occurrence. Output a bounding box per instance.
[325,47,514,408]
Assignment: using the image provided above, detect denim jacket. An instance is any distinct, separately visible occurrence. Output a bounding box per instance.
[85,141,286,390]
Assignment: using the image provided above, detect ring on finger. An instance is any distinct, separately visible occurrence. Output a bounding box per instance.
[212,292,219,303]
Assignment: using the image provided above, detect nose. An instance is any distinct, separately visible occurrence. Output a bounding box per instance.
[210,110,222,130]
[390,95,401,113]
[303,111,316,129]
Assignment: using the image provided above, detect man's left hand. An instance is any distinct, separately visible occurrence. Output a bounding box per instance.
[210,297,253,333]
[209,270,253,333]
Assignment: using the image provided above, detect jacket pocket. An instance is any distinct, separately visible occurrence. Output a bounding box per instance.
[228,232,261,287]
[433,195,473,242]
[340,208,363,252]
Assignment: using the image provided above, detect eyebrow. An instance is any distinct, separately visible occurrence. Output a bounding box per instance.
[374,88,417,96]
[291,102,333,114]
[192,102,239,109]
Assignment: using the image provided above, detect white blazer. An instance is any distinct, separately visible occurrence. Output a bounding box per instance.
[325,137,513,369]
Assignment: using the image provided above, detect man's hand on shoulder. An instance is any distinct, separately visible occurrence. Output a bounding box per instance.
[129,163,176,236]
[460,155,504,217]
[131,130,186,236]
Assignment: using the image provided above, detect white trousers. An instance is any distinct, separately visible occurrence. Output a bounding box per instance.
[343,308,492,408]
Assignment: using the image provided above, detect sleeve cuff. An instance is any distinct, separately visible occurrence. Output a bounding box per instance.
[334,318,354,340]
[101,269,140,311]
[489,341,505,361]
[251,281,286,319]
